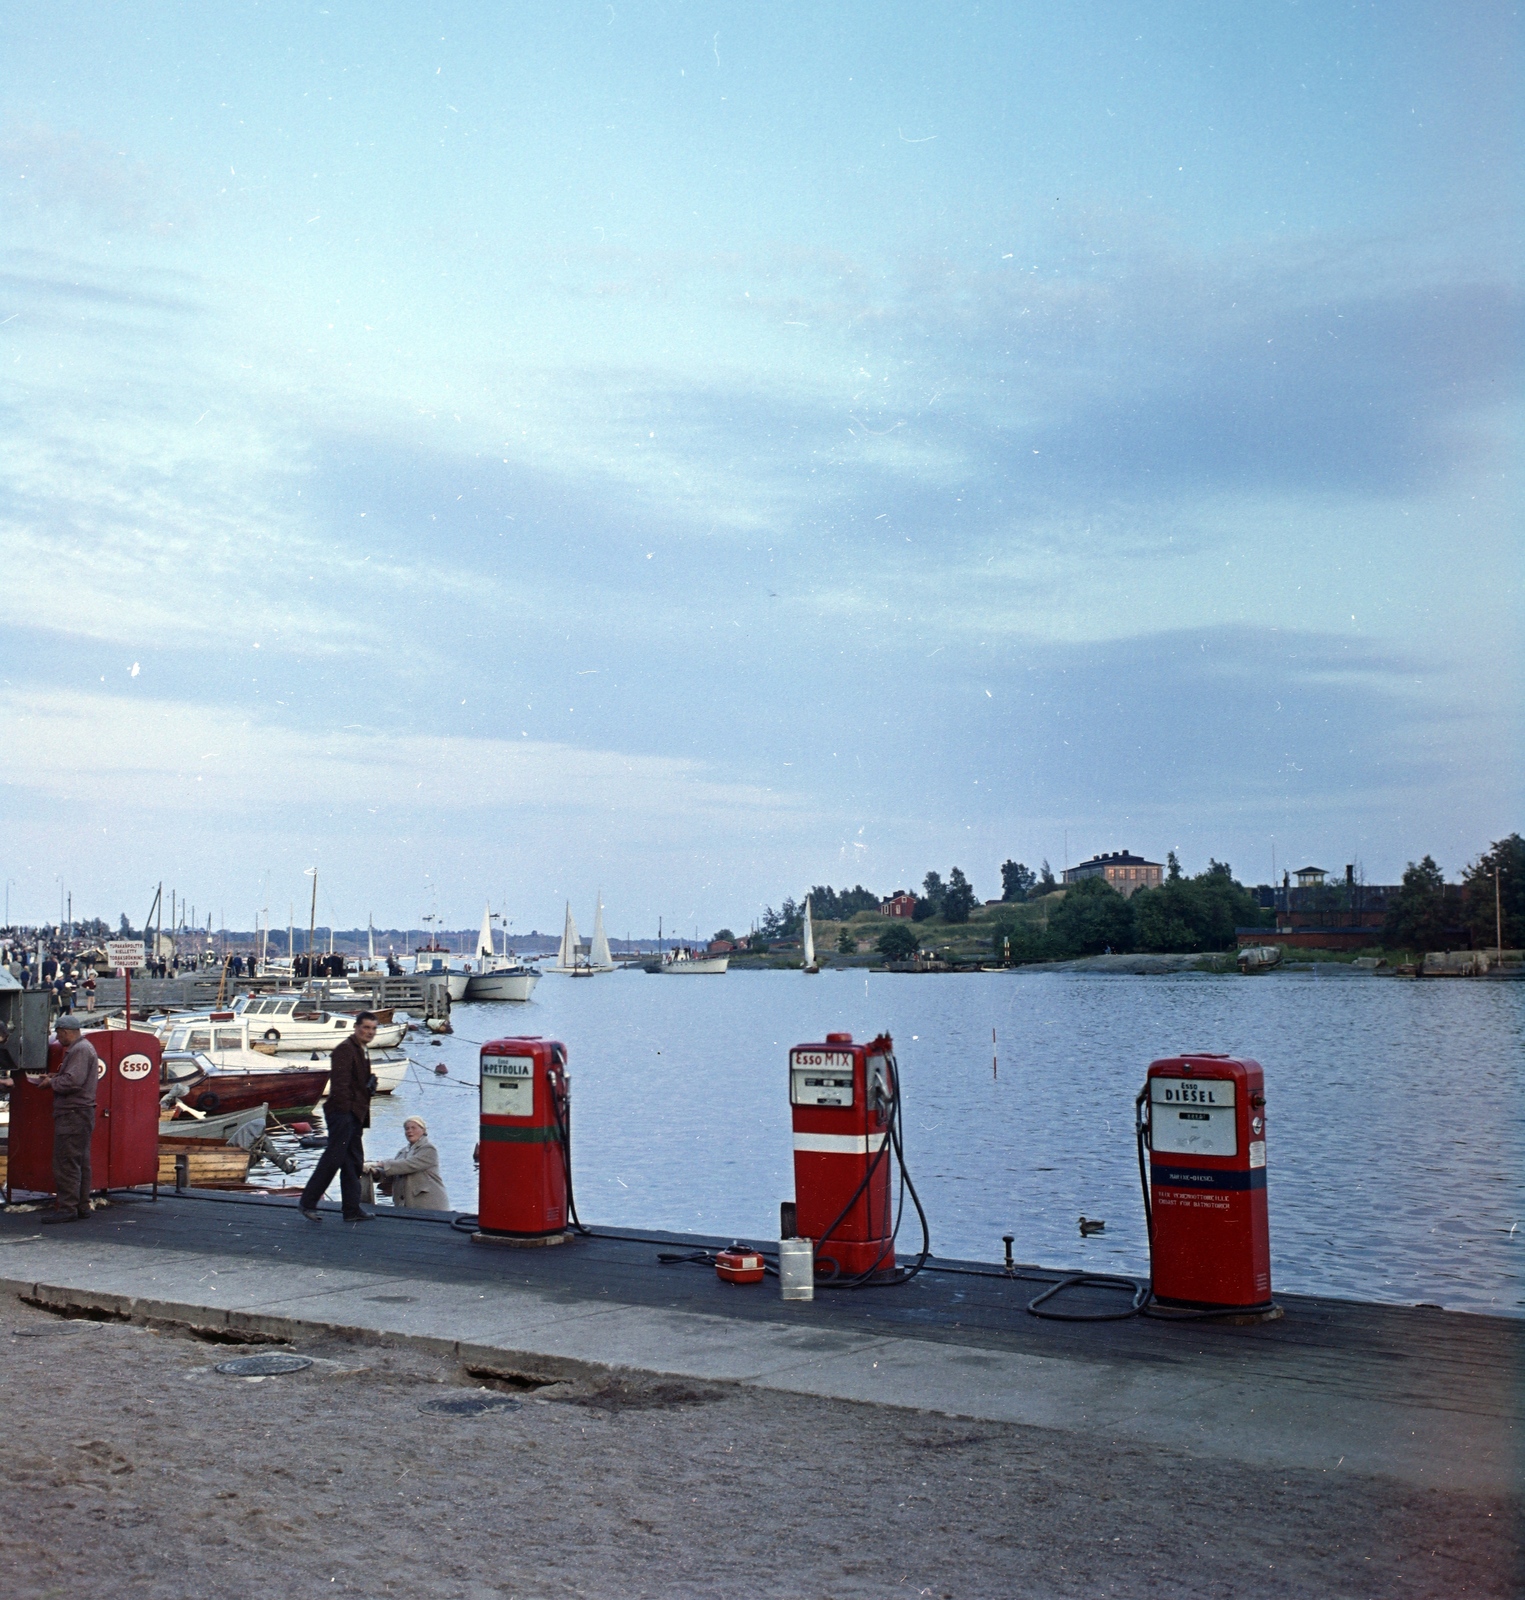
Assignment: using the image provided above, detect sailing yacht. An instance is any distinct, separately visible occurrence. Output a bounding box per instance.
[550,896,616,976]
[465,904,540,1002]
[802,895,819,974]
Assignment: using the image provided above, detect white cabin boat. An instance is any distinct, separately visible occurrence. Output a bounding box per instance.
[411,944,471,1000]
[662,946,729,974]
[465,904,540,1003]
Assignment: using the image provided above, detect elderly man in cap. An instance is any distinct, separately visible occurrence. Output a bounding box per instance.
[30,1017,101,1223]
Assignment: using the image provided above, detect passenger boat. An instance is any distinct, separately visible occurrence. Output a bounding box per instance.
[661,946,729,975]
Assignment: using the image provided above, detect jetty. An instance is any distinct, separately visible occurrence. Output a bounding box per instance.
[2,1192,1516,1491]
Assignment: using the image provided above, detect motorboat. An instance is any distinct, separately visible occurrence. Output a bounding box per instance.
[1237,946,1283,974]
[155,999,406,1053]
[661,946,729,974]
[160,1050,330,1117]
[157,1022,410,1092]
[411,944,471,1001]
[465,903,541,1002]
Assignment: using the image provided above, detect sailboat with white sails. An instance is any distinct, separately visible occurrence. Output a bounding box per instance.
[465,904,540,1002]
[550,895,617,976]
[802,895,819,974]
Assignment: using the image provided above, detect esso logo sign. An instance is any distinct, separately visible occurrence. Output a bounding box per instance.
[119,1054,154,1081]
[97,1061,107,1078]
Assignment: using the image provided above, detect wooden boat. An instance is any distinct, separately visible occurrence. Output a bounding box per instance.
[157,1138,253,1188]
[160,1103,269,1142]
[168,1062,329,1116]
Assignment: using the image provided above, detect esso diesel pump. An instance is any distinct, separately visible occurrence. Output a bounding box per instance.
[1137,1053,1274,1316]
[475,1036,577,1246]
[788,1031,927,1285]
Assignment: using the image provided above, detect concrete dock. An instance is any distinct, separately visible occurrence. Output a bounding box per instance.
[5,1196,1516,1593]
[2,1191,1519,1596]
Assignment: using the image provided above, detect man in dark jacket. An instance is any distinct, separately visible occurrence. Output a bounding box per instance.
[299,1012,379,1222]
[31,1017,99,1222]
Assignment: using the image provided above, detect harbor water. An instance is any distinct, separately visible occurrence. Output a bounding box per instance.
[361,969,1525,1317]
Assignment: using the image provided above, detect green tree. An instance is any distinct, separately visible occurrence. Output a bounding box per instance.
[1029,859,1059,898]
[921,872,946,913]
[1000,860,1036,902]
[1166,851,1183,882]
[836,928,856,955]
[942,867,977,923]
[712,928,735,943]
[877,923,919,961]
[1046,877,1135,955]
[1132,868,1268,953]
[1383,856,1453,952]
[1462,834,1525,951]
[989,921,1061,965]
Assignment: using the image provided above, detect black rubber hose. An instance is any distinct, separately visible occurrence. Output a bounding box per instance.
[814,1059,930,1290]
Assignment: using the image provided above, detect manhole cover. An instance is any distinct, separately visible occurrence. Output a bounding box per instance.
[420,1392,522,1416]
[215,1353,314,1377]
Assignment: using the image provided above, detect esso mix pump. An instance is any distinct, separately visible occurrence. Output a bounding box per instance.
[5,1027,161,1203]
[787,1031,927,1286]
[475,1036,579,1245]
[1137,1053,1274,1316]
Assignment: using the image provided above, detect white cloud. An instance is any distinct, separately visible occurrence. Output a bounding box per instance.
[2,687,797,824]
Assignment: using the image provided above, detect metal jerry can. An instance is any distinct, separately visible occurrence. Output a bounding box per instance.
[789,1031,897,1281]
[1143,1054,1272,1312]
[476,1036,571,1244]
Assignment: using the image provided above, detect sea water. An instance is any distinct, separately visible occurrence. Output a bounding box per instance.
[359,968,1525,1317]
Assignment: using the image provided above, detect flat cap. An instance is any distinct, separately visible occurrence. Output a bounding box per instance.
[53,1015,83,1033]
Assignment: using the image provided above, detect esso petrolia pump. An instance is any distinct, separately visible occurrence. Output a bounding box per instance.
[1136,1054,1273,1315]
[787,1030,928,1287]
[6,1027,160,1201]
[476,1036,579,1245]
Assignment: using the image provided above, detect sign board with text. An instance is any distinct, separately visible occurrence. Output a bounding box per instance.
[106,941,146,971]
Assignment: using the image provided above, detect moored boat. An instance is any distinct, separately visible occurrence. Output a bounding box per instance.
[464,903,541,1001]
[661,946,729,974]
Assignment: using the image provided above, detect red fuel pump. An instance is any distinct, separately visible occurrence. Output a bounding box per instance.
[1138,1054,1273,1314]
[788,1030,927,1284]
[5,1028,161,1201]
[475,1036,576,1245]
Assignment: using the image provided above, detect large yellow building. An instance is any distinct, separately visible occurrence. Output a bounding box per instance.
[1062,851,1162,899]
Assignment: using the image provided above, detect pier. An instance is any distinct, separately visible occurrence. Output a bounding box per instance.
[1,1192,1517,1596]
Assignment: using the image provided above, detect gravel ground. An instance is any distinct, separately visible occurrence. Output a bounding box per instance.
[1,1292,1516,1600]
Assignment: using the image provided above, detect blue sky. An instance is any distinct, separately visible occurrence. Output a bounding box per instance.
[2,3,1519,934]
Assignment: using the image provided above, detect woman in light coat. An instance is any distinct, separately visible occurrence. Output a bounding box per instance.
[367,1117,450,1211]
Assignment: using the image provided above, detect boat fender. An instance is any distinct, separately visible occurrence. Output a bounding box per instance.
[263,1028,281,1043]
[715,1246,767,1285]
[195,1092,221,1112]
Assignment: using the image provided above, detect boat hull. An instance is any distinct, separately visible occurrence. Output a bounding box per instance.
[663,956,729,974]
[466,969,540,1002]
[177,1067,330,1117]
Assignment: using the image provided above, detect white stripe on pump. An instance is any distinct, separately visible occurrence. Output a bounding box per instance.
[792,1131,888,1155]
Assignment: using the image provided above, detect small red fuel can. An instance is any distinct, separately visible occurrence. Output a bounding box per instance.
[1144,1054,1272,1312]
[477,1036,571,1243]
[790,1031,896,1280]
[6,1028,161,1198]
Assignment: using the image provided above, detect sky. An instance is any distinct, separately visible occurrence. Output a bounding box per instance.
[1,2,1520,937]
